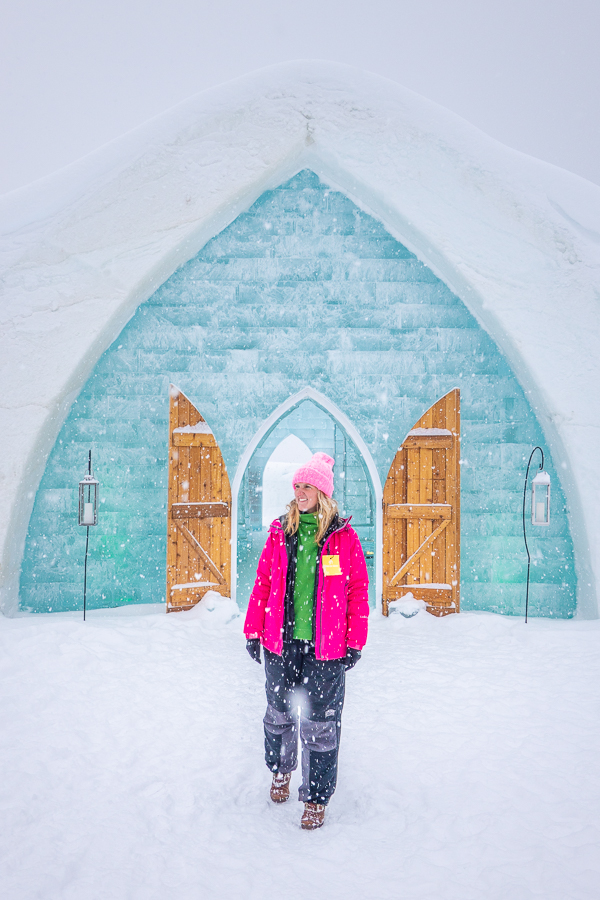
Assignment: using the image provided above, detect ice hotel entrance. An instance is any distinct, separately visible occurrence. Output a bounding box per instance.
[166,383,461,616]
[19,170,577,619]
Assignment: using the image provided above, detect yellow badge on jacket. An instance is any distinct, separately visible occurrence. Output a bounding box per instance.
[322,555,343,576]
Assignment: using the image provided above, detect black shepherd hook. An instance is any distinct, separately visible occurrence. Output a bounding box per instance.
[522,446,544,623]
[83,525,90,622]
[83,449,92,622]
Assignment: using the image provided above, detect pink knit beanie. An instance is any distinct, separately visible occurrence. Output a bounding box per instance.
[292,452,335,499]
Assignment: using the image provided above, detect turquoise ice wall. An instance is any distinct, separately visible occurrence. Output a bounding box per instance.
[20,170,576,616]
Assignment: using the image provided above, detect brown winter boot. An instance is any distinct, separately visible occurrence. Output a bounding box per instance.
[300,802,326,830]
[270,772,292,803]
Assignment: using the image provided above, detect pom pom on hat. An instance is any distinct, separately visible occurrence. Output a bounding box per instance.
[292,452,335,499]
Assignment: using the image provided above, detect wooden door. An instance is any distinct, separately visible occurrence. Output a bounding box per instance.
[166,386,231,612]
[382,389,460,617]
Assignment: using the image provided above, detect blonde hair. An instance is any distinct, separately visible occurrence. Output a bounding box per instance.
[284,490,339,545]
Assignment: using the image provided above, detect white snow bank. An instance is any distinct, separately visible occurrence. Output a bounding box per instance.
[172,421,213,434]
[1,609,599,899]
[183,589,240,627]
[0,61,599,615]
[387,594,428,616]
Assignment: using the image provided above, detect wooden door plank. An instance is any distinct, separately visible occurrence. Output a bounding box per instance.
[388,587,452,603]
[441,389,459,611]
[432,398,445,430]
[194,444,208,575]
[418,445,433,583]
[206,449,218,576]
[432,448,446,503]
[386,504,451,519]
[392,452,405,593]
[444,389,459,436]
[178,393,190,429]
[166,387,180,604]
[421,407,433,429]
[173,432,219,448]
[214,450,225,578]
[419,518,434,584]
[406,449,420,504]
[432,520,446,585]
[179,443,191,584]
[420,448,433,503]
[402,435,453,449]
[453,392,461,610]
[171,502,230,519]
[405,448,420,583]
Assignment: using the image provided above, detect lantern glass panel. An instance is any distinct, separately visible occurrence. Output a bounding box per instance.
[531,474,550,526]
[78,476,99,526]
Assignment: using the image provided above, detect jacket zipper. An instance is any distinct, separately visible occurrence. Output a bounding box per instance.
[316,519,349,658]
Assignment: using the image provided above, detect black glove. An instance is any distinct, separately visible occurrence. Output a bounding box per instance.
[246,638,261,664]
[343,647,361,671]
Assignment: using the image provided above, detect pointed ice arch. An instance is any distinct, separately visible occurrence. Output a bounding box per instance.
[262,435,312,527]
[232,387,383,607]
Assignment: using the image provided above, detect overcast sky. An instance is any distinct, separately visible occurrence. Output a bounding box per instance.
[1,0,599,196]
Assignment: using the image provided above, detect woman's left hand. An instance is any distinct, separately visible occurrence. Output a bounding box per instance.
[246,638,262,664]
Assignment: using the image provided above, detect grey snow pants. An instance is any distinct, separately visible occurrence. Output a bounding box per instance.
[263,639,345,805]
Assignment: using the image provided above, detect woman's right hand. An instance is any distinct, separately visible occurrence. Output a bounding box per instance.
[246,638,261,664]
[343,647,361,670]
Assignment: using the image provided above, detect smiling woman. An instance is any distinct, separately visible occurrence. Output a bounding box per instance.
[244,450,369,830]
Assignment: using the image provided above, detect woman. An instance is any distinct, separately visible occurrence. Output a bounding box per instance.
[244,451,369,830]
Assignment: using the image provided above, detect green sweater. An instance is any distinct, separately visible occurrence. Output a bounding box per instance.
[293,513,319,640]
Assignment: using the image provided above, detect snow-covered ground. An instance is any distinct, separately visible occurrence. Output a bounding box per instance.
[1,600,599,900]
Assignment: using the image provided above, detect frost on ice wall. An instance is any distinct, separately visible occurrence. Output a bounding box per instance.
[0,63,599,617]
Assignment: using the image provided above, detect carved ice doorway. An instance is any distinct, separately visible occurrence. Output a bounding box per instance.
[232,388,382,608]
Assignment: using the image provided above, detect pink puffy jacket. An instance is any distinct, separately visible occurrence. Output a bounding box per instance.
[244,517,369,660]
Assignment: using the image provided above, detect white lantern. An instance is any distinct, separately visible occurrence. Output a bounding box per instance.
[79,458,99,527]
[531,470,550,526]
